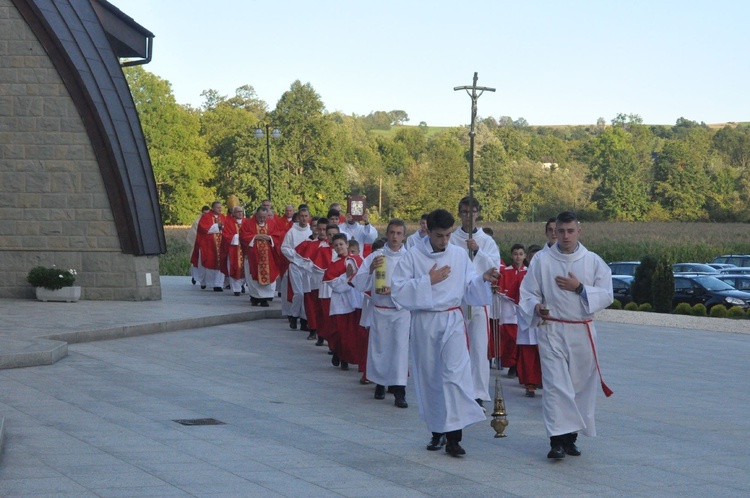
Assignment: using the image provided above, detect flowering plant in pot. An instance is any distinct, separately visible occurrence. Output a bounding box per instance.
[27,266,80,302]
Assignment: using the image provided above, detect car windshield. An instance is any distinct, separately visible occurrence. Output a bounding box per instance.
[695,276,735,291]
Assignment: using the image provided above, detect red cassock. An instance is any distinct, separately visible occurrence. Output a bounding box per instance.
[296,238,328,331]
[347,254,369,373]
[196,211,227,270]
[311,243,335,342]
[221,217,245,279]
[239,217,283,285]
[498,265,527,368]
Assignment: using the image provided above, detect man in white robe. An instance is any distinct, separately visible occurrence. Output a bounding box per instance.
[405,213,428,250]
[519,211,613,460]
[352,219,410,408]
[449,196,501,408]
[342,211,378,247]
[391,209,499,457]
[281,208,312,329]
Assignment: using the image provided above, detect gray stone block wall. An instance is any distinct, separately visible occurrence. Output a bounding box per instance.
[0,0,161,300]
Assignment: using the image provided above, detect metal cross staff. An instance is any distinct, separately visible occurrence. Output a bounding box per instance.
[454,72,495,245]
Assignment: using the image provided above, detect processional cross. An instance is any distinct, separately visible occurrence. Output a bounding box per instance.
[454,72,495,241]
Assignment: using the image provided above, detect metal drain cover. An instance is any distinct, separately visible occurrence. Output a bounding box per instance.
[173,418,225,426]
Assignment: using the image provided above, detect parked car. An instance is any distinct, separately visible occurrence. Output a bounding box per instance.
[707,263,737,271]
[673,263,719,275]
[716,275,750,292]
[673,275,750,310]
[718,267,750,275]
[608,261,640,276]
[711,255,750,267]
[612,275,634,305]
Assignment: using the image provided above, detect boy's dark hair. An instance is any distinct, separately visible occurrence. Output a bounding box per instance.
[326,224,340,233]
[545,217,556,232]
[371,237,386,252]
[556,211,578,224]
[510,243,525,253]
[458,196,481,212]
[527,244,542,254]
[426,209,455,231]
[317,217,329,226]
[327,208,341,219]
[420,213,429,220]
[310,216,320,224]
[292,213,299,222]
[297,206,309,215]
[386,218,406,232]
[298,203,309,212]
[347,239,360,249]
[332,233,348,244]
[201,205,210,212]
[482,227,494,236]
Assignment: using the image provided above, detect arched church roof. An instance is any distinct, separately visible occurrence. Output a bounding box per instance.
[11,0,165,255]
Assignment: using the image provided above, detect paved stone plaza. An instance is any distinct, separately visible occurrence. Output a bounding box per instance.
[0,277,748,496]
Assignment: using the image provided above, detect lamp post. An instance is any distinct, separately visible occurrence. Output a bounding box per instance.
[254,124,281,203]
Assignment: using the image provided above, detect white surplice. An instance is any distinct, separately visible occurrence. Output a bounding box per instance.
[519,242,613,438]
[450,226,501,402]
[352,245,410,387]
[391,237,491,433]
[281,224,312,318]
[341,222,378,247]
[405,231,426,250]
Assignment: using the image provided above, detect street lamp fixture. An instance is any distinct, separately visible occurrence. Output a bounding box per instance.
[254,123,281,203]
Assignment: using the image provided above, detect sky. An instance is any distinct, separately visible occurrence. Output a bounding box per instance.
[112,0,749,127]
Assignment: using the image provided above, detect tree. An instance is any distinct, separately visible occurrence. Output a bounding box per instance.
[124,66,215,224]
[653,130,710,220]
[272,80,345,214]
[389,110,409,126]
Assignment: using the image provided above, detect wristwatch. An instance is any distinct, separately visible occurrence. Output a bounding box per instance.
[575,283,584,295]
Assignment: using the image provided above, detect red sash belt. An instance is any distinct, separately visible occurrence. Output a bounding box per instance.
[545,317,613,398]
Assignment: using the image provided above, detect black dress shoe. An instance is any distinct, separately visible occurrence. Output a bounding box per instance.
[565,443,581,456]
[234,291,240,296]
[331,354,340,367]
[315,338,325,346]
[241,285,245,294]
[507,366,517,378]
[374,385,386,399]
[306,331,317,340]
[394,397,408,408]
[445,441,466,456]
[260,300,269,307]
[213,287,223,292]
[300,319,309,331]
[191,278,196,285]
[200,285,207,289]
[340,361,349,371]
[547,445,566,459]
[289,317,298,329]
[426,434,446,451]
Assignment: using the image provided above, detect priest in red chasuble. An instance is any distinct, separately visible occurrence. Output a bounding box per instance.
[221,205,247,296]
[240,205,282,307]
[196,201,228,291]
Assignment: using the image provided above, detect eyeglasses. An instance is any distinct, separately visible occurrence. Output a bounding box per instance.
[459,210,478,216]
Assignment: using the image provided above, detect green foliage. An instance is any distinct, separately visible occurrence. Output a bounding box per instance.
[126,65,750,224]
[608,299,622,310]
[159,237,191,277]
[691,303,707,317]
[632,254,657,304]
[27,266,76,290]
[674,302,692,315]
[728,306,746,319]
[624,302,638,311]
[709,305,728,318]
[652,255,675,313]
[125,66,216,224]
[637,303,653,312]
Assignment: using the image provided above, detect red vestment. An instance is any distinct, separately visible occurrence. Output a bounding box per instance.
[221,217,245,280]
[240,216,282,285]
[323,258,358,363]
[196,211,227,270]
[496,264,527,368]
[347,254,369,372]
[297,239,327,331]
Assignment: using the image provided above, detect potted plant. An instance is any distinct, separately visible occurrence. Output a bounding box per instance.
[27,266,80,302]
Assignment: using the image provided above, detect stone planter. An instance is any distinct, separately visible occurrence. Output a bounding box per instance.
[36,286,81,303]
